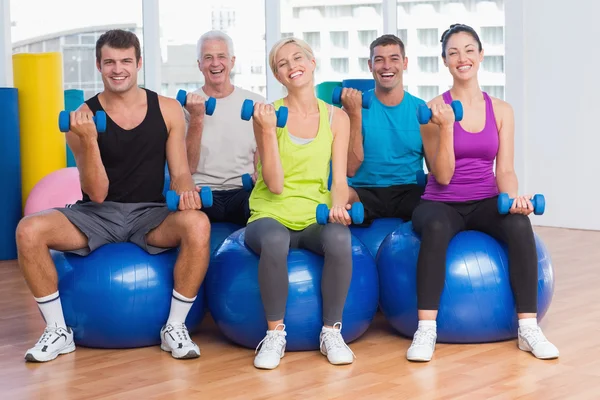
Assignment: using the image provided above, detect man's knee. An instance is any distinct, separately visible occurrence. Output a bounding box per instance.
[16,214,47,249]
[176,210,211,244]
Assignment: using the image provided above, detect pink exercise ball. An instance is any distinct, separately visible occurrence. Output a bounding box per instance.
[24,167,82,216]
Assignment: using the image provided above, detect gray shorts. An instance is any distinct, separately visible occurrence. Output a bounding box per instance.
[56,201,172,256]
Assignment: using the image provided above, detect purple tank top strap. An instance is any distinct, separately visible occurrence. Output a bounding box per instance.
[442,90,452,104]
[482,91,499,132]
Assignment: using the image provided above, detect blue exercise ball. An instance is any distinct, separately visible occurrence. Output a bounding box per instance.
[206,229,379,351]
[51,243,205,349]
[350,218,405,259]
[210,222,242,254]
[377,222,554,343]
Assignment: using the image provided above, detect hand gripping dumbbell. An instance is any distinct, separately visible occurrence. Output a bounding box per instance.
[176,89,216,116]
[497,193,546,215]
[58,110,107,133]
[316,202,365,225]
[331,87,373,109]
[241,99,288,128]
[166,187,213,211]
[417,100,463,125]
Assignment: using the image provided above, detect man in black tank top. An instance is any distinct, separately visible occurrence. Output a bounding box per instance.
[16,30,211,363]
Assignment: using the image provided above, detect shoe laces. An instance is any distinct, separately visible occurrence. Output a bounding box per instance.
[412,328,436,347]
[521,325,547,348]
[255,324,287,354]
[36,326,63,345]
[320,322,356,359]
[167,323,192,342]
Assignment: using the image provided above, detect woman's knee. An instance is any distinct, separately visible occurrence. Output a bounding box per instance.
[322,223,351,252]
[502,214,534,239]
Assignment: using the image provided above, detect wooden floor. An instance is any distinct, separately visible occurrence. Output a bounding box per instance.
[1,226,600,400]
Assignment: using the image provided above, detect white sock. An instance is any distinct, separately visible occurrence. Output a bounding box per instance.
[418,320,437,330]
[166,289,196,325]
[518,318,538,329]
[35,291,67,329]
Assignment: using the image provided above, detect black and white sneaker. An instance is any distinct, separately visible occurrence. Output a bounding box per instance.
[160,323,200,359]
[25,326,76,362]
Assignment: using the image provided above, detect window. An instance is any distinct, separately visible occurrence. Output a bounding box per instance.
[158,0,266,98]
[358,58,370,73]
[10,0,144,101]
[358,30,377,48]
[283,1,382,83]
[482,85,505,100]
[483,56,504,73]
[418,86,439,102]
[331,58,349,74]
[330,31,349,50]
[481,26,504,46]
[303,32,321,52]
[397,29,408,47]
[418,57,438,73]
[417,28,438,47]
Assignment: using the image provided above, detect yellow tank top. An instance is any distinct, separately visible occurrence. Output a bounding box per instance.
[248,98,333,230]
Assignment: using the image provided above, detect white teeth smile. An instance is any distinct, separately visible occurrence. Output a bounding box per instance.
[112,77,126,80]
[381,73,394,78]
[290,71,303,79]
[458,65,472,71]
[210,70,224,74]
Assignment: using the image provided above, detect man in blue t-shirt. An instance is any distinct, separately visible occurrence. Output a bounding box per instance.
[341,34,428,226]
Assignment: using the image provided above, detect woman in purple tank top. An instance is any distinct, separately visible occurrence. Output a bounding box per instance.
[405,24,559,363]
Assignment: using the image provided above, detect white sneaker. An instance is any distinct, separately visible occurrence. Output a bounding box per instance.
[406,327,437,362]
[518,325,559,359]
[160,323,200,359]
[254,324,287,370]
[320,322,355,365]
[24,326,75,362]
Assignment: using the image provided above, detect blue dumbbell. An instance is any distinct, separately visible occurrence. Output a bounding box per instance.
[166,187,213,211]
[416,170,427,186]
[316,202,364,225]
[417,100,463,125]
[497,193,545,215]
[176,89,216,116]
[58,111,107,133]
[241,99,288,128]
[242,173,254,192]
[331,87,373,109]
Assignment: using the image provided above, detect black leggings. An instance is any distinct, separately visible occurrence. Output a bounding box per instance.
[244,218,352,326]
[412,196,538,313]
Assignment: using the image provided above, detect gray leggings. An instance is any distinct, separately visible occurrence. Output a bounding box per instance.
[244,217,353,326]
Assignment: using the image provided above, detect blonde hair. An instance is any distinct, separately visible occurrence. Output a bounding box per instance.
[268,37,315,76]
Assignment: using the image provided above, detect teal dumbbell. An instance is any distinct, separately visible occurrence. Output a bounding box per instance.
[331,87,373,109]
[417,100,463,124]
[242,173,254,192]
[241,99,288,128]
[497,193,545,215]
[166,187,213,211]
[58,111,107,133]
[316,202,364,225]
[176,89,216,116]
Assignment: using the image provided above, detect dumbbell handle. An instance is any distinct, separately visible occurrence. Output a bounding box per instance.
[497,193,545,215]
[176,89,216,116]
[316,202,364,225]
[58,110,107,133]
[241,99,288,128]
[331,87,373,109]
[166,187,213,211]
[417,100,463,125]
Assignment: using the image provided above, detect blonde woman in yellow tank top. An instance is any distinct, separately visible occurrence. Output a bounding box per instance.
[243,37,356,370]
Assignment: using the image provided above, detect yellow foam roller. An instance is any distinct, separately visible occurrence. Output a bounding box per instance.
[13,53,66,210]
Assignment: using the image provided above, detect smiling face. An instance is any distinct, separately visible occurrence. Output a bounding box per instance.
[368,44,407,91]
[96,45,141,94]
[443,31,484,82]
[273,42,316,89]
[198,38,235,88]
